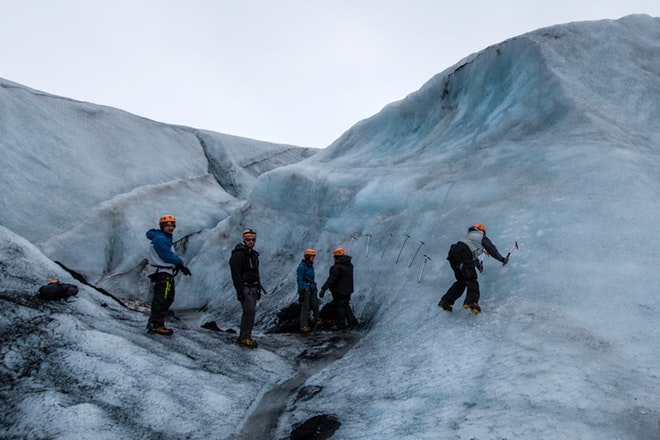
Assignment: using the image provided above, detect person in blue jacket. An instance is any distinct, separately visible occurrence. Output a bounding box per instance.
[297,248,320,333]
[145,215,191,335]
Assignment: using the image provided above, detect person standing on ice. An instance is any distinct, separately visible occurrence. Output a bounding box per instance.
[438,223,508,314]
[319,248,359,330]
[145,215,191,336]
[297,248,321,334]
[229,229,261,348]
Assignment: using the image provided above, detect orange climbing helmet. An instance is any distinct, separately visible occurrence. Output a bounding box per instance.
[304,249,316,257]
[474,223,486,234]
[159,215,176,225]
[333,248,345,257]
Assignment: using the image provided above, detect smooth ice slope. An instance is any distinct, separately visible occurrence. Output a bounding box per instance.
[1,15,660,440]
[250,15,660,438]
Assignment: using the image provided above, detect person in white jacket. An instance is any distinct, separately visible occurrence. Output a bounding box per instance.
[145,215,191,335]
[438,223,507,314]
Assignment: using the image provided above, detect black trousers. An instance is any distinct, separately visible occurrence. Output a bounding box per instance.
[238,285,260,340]
[441,242,480,306]
[333,295,359,329]
[148,273,175,328]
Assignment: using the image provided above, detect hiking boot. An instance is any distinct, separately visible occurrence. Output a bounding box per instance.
[148,326,173,336]
[463,303,481,314]
[237,338,258,348]
[438,302,452,313]
[300,326,311,334]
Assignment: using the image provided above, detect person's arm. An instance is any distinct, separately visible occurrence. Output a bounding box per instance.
[297,263,306,291]
[152,236,183,265]
[482,235,507,264]
[229,252,244,292]
[320,265,338,297]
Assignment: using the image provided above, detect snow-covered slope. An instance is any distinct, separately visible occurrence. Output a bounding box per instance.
[1,14,659,440]
[0,77,316,287]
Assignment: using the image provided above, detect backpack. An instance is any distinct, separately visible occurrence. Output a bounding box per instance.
[447,243,458,260]
[37,280,79,301]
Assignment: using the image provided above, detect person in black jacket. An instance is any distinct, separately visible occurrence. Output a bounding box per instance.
[229,229,261,348]
[320,248,359,330]
[438,223,508,314]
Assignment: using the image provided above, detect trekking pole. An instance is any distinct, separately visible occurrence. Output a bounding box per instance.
[408,240,425,268]
[381,233,393,259]
[418,255,431,283]
[348,234,358,254]
[365,234,372,258]
[395,234,410,264]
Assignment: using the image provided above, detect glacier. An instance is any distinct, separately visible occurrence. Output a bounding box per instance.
[1,14,659,439]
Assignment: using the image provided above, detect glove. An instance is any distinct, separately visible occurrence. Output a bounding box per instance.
[176,264,191,276]
[475,260,484,273]
[319,289,326,299]
[297,289,305,303]
[502,256,509,266]
[236,290,244,302]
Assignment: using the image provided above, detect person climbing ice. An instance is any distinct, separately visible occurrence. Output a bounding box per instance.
[438,223,508,314]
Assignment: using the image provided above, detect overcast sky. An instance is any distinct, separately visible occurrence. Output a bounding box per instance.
[2,1,659,149]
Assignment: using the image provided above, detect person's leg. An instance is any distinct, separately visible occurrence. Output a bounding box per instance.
[334,297,348,329]
[148,275,174,328]
[346,299,359,328]
[310,288,321,323]
[441,264,466,306]
[239,287,256,341]
[463,275,480,306]
[300,288,311,328]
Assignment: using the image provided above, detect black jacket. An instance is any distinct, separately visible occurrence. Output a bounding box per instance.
[229,243,260,292]
[321,255,354,298]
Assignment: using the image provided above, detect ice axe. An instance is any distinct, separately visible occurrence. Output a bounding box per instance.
[381,233,393,259]
[365,234,372,258]
[408,240,425,268]
[504,241,518,265]
[418,254,431,283]
[348,234,358,254]
[395,234,410,264]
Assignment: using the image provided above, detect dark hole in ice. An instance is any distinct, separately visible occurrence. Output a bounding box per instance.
[290,414,340,440]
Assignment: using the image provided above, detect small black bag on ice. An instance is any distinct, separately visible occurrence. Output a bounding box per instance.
[37,279,79,301]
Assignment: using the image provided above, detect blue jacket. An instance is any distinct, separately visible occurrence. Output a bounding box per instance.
[146,229,183,276]
[296,259,316,291]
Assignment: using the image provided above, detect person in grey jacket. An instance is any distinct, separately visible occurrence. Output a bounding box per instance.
[438,223,508,314]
